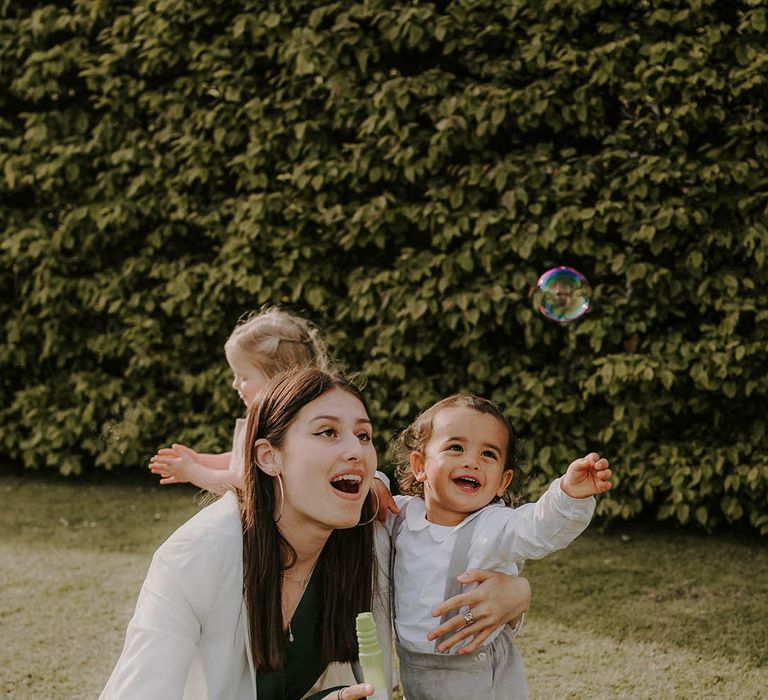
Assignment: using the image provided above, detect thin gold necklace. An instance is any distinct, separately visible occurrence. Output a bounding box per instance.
[284,571,314,587]
[283,560,318,643]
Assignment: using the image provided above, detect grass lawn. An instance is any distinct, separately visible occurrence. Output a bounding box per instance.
[1,475,766,699]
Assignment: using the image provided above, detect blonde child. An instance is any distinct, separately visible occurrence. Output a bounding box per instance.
[387,394,613,700]
[148,307,331,492]
[149,308,399,520]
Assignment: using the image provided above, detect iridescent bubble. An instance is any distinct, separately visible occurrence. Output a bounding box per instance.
[532,267,591,323]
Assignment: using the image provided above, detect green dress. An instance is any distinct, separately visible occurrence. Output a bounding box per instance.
[256,575,346,700]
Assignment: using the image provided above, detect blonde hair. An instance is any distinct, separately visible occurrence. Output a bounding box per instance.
[224,307,331,379]
[392,394,525,505]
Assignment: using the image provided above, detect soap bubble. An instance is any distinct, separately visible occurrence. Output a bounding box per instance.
[532,267,591,323]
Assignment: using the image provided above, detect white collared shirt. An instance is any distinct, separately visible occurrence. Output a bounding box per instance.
[389,478,595,652]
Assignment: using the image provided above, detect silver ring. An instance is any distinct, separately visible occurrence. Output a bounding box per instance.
[463,609,475,626]
[337,689,345,700]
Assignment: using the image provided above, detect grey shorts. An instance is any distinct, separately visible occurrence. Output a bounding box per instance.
[396,625,527,700]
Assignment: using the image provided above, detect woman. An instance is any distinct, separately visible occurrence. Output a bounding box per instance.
[101,369,531,699]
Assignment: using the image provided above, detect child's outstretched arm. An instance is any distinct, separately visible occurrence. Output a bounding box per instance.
[488,452,613,563]
[192,450,233,470]
[149,444,243,491]
[560,452,613,499]
[149,445,230,473]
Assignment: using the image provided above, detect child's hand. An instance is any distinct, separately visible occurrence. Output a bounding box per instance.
[149,444,203,485]
[148,447,180,478]
[373,477,399,523]
[561,452,613,499]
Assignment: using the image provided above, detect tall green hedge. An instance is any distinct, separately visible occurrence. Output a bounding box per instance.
[2,0,767,533]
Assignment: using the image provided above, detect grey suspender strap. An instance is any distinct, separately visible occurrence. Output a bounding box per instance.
[433,514,480,653]
[389,499,411,644]
[389,499,481,654]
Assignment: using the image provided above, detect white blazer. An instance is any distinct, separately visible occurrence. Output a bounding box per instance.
[100,492,392,700]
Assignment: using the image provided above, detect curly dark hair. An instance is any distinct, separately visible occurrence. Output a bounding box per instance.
[391,394,526,506]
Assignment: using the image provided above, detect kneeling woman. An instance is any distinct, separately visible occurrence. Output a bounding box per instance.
[101,369,531,699]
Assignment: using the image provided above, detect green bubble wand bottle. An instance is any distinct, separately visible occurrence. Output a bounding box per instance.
[355,612,389,700]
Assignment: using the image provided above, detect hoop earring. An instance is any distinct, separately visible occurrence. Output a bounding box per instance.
[357,487,380,527]
[273,472,284,523]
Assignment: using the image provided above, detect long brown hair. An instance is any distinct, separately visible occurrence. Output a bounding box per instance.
[240,368,376,671]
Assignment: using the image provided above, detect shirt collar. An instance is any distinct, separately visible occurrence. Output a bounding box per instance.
[404,497,505,534]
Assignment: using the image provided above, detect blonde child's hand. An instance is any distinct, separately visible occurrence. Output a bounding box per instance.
[320,684,375,699]
[561,452,613,499]
[373,477,399,523]
[149,444,205,486]
[148,447,180,478]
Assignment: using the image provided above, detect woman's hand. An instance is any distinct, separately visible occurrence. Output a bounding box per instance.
[373,477,399,522]
[427,570,531,654]
[320,684,375,699]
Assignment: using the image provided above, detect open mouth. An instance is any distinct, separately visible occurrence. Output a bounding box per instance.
[330,474,362,494]
[453,476,481,492]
